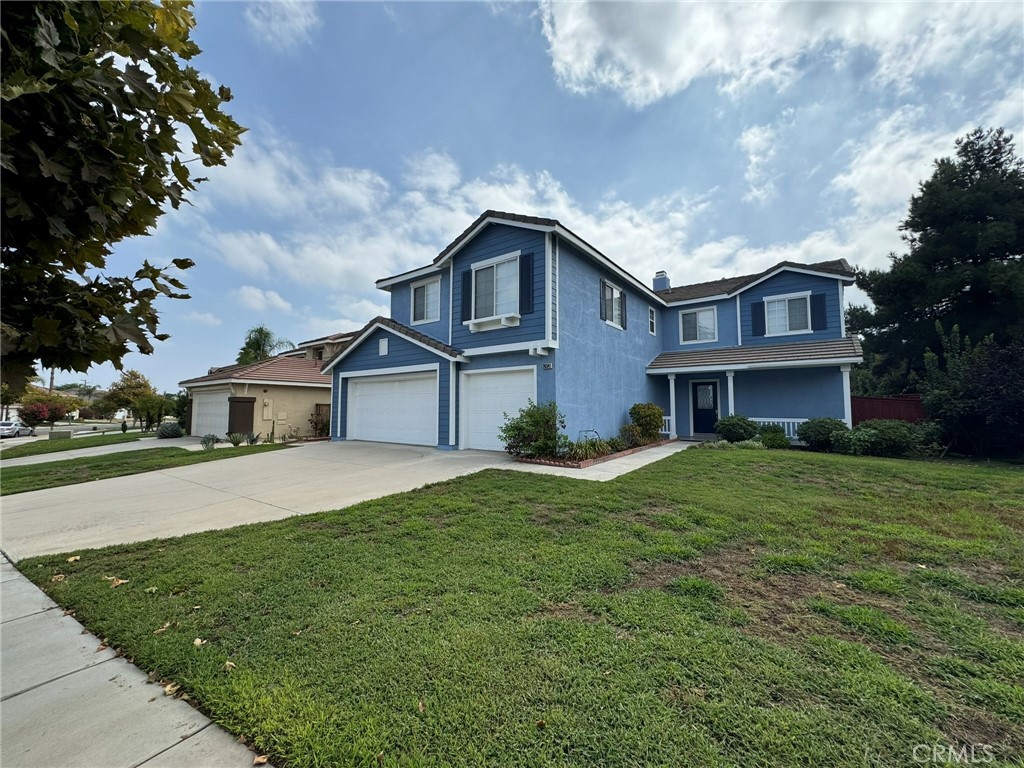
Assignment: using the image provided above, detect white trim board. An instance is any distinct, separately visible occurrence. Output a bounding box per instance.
[647,356,863,375]
[183,380,331,390]
[338,363,440,379]
[322,321,463,372]
[461,340,557,356]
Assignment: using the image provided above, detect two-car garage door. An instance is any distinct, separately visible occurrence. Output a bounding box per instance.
[347,372,438,446]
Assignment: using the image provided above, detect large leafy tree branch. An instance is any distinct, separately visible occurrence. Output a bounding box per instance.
[1,1,244,393]
[848,127,1024,384]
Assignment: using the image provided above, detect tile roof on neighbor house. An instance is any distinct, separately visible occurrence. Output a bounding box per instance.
[179,356,331,388]
[656,259,856,303]
[647,338,863,372]
[322,316,463,371]
[297,330,358,347]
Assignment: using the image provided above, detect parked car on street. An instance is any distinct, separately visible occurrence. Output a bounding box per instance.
[0,420,36,438]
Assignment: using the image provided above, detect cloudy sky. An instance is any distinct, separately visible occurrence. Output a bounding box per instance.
[69,1,1023,392]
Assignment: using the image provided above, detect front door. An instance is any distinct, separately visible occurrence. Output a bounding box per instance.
[691,381,719,434]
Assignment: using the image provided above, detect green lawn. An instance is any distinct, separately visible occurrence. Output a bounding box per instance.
[20,450,1024,767]
[0,433,142,459]
[1,444,288,495]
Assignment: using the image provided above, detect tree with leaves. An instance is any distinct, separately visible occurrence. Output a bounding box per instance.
[106,369,157,412]
[0,1,244,395]
[848,127,1024,386]
[236,325,295,365]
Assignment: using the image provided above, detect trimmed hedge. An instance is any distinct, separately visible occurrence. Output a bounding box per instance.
[757,424,791,449]
[797,417,849,452]
[714,415,758,443]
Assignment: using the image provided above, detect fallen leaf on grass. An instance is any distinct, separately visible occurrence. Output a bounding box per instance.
[66,556,81,563]
[63,609,75,617]
[193,638,207,647]
[253,756,269,765]
[417,700,425,713]
[163,682,180,696]
[96,644,108,653]
[103,576,129,588]
[376,752,384,767]
[153,622,171,635]
[51,574,65,583]
[536,720,546,729]
[224,661,237,671]
[145,587,158,594]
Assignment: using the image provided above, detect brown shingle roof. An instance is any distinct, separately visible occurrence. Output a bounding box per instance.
[179,356,331,387]
[657,259,856,303]
[322,316,463,371]
[647,338,863,371]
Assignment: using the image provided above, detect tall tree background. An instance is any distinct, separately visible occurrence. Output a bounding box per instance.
[848,128,1024,390]
[236,326,295,365]
[1,1,244,394]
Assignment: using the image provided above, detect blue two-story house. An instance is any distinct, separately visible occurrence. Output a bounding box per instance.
[323,211,862,449]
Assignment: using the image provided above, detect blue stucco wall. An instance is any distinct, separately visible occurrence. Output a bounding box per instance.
[733,367,845,420]
[740,272,844,346]
[662,296,739,351]
[331,326,451,445]
[388,266,452,345]
[451,224,547,350]
[554,238,666,441]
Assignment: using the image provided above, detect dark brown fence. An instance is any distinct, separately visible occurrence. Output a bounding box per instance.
[851,394,926,425]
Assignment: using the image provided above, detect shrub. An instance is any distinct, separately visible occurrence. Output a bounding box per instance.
[308,410,329,438]
[693,440,736,450]
[734,439,766,450]
[618,423,643,448]
[714,415,758,443]
[565,438,612,462]
[498,400,565,458]
[831,419,941,458]
[78,407,97,420]
[246,432,261,446]
[607,436,626,454]
[226,432,246,447]
[628,402,664,444]
[17,402,50,427]
[797,417,849,452]
[156,422,183,439]
[757,424,791,449]
[200,434,218,451]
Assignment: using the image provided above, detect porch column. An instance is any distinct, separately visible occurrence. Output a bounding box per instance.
[668,374,677,439]
[726,370,735,416]
[840,364,852,427]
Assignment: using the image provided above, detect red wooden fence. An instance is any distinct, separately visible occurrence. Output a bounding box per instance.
[851,394,926,425]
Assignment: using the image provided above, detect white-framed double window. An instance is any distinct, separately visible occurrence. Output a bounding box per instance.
[601,279,625,329]
[472,254,519,321]
[765,292,810,336]
[411,277,441,325]
[648,306,657,336]
[680,306,717,343]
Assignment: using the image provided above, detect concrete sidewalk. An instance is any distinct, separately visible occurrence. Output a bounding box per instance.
[0,556,265,768]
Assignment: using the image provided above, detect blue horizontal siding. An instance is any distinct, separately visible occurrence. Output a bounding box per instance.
[740,273,844,346]
[452,224,547,350]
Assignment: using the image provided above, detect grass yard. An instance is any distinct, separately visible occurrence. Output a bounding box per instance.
[21,450,1024,767]
[0,444,288,495]
[0,432,142,459]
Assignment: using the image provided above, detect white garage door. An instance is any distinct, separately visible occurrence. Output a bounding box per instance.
[192,390,229,437]
[347,372,438,446]
[461,368,536,451]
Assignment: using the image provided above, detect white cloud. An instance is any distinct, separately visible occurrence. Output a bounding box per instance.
[233,285,293,313]
[738,124,778,203]
[244,1,321,53]
[403,150,461,193]
[185,311,222,327]
[538,1,1022,106]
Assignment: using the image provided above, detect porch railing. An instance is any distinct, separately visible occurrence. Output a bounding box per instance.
[660,416,672,435]
[749,417,808,441]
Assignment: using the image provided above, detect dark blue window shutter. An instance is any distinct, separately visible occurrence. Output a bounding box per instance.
[519,253,534,314]
[599,280,608,321]
[810,294,827,330]
[621,292,627,330]
[461,270,472,322]
[751,301,766,336]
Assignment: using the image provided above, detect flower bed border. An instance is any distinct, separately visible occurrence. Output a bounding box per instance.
[514,438,674,469]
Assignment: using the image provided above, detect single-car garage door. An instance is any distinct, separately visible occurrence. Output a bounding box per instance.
[461,368,536,451]
[191,390,229,437]
[347,372,438,446]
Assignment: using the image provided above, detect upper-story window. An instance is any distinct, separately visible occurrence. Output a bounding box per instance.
[411,277,441,325]
[473,256,518,320]
[648,307,657,336]
[765,292,810,335]
[680,307,716,343]
[600,279,625,329]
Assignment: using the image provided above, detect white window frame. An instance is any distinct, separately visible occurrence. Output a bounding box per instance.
[378,338,388,356]
[764,291,812,337]
[466,251,521,332]
[603,279,625,330]
[648,306,657,336]
[679,306,717,344]
[410,276,441,326]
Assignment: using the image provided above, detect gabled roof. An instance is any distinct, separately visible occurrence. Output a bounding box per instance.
[647,338,863,374]
[179,356,331,388]
[321,316,464,372]
[657,259,856,303]
[297,330,358,347]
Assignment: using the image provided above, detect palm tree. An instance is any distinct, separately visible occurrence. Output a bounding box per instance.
[236,325,295,365]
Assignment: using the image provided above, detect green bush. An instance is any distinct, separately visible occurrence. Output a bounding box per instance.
[618,423,643,448]
[246,432,261,446]
[831,419,941,458]
[607,436,626,453]
[226,432,246,447]
[757,424,791,449]
[693,440,736,451]
[200,434,218,451]
[566,438,612,462]
[797,417,849,452]
[628,402,664,444]
[498,400,565,458]
[734,439,766,450]
[714,415,758,442]
[156,421,183,439]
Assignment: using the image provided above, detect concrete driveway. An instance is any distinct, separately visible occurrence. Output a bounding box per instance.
[1,441,510,561]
